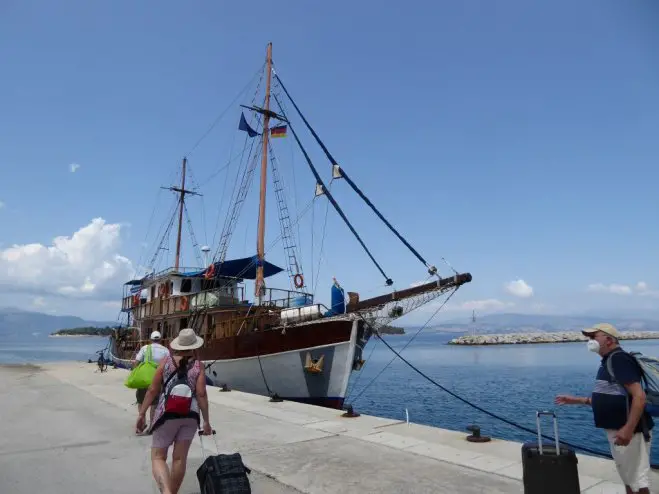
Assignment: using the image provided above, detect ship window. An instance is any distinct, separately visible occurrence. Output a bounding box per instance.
[180,317,188,329]
[181,279,192,293]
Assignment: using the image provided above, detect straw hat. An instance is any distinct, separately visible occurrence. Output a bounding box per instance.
[169,328,204,351]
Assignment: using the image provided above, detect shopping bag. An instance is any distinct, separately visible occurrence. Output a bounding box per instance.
[124,345,158,389]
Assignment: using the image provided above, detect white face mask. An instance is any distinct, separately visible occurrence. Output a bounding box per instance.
[587,339,600,353]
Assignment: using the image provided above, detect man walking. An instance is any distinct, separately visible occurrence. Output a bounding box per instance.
[132,331,169,429]
[555,323,653,494]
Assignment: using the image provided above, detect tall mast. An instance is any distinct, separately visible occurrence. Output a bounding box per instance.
[161,157,200,272]
[255,42,273,298]
[174,157,187,271]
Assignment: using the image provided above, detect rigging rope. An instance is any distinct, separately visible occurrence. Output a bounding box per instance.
[185,63,265,157]
[347,288,459,403]
[312,179,333,297]
[273,73,436,276]
[272,92,393,286]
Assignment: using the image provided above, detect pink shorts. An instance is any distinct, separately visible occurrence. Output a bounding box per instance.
[152,418,198,449]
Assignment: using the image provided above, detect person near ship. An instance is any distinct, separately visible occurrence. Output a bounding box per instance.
[132,330,169,427]
[135,328,212,494]
[555,323,653,494]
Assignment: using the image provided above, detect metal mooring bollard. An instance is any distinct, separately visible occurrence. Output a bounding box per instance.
[466,424,491,443]
[341,405,361,418]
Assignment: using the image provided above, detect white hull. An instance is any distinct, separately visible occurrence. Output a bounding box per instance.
[110,318,365,408]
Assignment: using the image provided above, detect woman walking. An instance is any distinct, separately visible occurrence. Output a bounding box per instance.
[136,328,212,494]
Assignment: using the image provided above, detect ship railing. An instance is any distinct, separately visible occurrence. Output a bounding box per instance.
[141,266,205,282]
[123,285,313,316]
[258,287,314,309]
[125,284,246,318]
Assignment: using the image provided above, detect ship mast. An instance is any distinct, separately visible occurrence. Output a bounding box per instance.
[255,42,273,298]
[162,157,199,271]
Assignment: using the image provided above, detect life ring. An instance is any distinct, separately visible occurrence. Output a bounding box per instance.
[158,284,165,297]
[181,296,189,311]
[293,273,304,289]
[132,294,140,306]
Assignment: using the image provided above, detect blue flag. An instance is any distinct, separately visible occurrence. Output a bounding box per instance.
[238,112,259,137]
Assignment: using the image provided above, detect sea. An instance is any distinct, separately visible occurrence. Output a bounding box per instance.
[2,330,658,464]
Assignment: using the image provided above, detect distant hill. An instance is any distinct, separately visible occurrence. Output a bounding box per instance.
[0,307,116,339]
[425,313,659,334]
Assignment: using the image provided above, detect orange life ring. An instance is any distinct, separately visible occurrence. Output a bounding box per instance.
[181,296,189,311]
[293,273,304,289]
[132,294,140,306]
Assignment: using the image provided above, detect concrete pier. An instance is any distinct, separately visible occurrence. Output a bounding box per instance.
[1,362,657,493]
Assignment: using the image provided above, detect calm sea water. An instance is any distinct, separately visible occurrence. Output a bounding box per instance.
[2,331,657,464]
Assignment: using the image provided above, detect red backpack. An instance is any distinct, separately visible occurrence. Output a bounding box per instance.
[163,358,196,416]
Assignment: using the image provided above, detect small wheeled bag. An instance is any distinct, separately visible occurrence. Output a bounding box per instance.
[196,430,252,494]
[521,411,580,494]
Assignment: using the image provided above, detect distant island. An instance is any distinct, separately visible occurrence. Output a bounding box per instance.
[379,325,405,335]
[50,326,117,337]
[448,331,659,346]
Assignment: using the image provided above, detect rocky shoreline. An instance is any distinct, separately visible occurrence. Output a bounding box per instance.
[448,331,659,346]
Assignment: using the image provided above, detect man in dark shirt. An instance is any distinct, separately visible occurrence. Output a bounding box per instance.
[555,323,652,494]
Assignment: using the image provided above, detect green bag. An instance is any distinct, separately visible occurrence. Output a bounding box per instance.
[124,345,158,389]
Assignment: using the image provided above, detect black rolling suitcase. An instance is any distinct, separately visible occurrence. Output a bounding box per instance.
[196,429,252,494]
[521,411,580,494]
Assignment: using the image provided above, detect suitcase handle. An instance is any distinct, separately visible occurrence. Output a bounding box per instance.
[198,429,217,436]
[536,411,560,456]
[198,429,220,458]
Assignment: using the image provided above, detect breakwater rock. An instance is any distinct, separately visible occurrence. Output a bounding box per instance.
[448,331,659,346]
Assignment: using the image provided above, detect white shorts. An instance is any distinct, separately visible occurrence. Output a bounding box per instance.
[605,429,652,491]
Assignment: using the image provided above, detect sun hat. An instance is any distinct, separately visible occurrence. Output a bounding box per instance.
[150,331,161,340]
[169,327,204,351]
[582,323,621,339]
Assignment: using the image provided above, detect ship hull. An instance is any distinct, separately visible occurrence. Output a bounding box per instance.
[109,317,368,410]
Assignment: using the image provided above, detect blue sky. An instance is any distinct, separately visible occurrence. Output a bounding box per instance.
[1,1,658,322]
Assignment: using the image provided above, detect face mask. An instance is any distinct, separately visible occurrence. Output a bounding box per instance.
[587,339,600,353]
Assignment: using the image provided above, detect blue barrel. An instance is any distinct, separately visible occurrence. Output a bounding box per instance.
[328,282,345,315]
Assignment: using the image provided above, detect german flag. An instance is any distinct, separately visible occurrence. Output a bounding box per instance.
[270,125,287,138]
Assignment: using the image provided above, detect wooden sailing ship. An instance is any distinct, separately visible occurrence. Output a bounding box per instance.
[109,43,472,409]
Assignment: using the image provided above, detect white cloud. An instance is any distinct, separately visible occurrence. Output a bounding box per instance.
[69,163,81,173]
[587,283,633,295]
[0,218,133,300]
[0,200,4,209]
[586,281,659,298]
[635,281,659,298]
[32,296,46,307]
[504,279,534,298]
[448,299,515,312]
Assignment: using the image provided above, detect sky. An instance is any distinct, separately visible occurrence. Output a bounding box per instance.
[1,1,658,323]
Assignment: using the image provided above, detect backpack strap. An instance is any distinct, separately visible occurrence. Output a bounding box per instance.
[605,348,625,383]
[162,355,195,389]
[145,344,153,364]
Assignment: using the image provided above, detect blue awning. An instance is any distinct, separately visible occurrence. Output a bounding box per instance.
[183,256,284,280]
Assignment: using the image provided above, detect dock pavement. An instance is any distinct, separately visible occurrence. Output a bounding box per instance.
[1,362,657,493]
